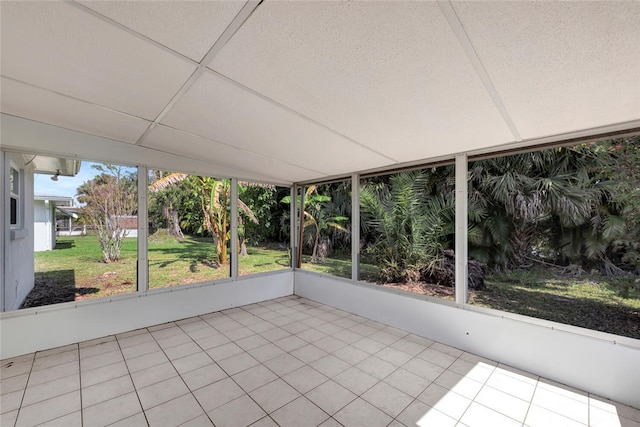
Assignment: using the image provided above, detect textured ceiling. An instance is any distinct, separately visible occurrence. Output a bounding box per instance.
[1,1,639,184]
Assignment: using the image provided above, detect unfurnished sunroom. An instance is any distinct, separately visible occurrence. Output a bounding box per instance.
[1,1,639,427]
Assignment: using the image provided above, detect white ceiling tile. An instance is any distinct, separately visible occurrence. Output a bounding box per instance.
[0,1,196,121]
[159,72,392,176]
[209,1,514,162]
[0,78,150,144]
[453,2,640,139]
[77,0,246,62]
[143,125,323,184]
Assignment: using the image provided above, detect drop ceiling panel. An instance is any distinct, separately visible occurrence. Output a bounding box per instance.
[0,1,197,121]
[453,2,640,140]
[160,72,392,176]
[209,1,514,163]
[144,125,323,184]
[77,0,245,62]
[0,78,151,144]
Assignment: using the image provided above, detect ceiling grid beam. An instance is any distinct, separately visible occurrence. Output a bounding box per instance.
[152,123,328,179]
[42,1,399,173]
[59,1,327,181]
[438,1,522,142]
[1,76,151,125]
[205,68,400,164]
[132,0,263,146]
[67,0,199,66]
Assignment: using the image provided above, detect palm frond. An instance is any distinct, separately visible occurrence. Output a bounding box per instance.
[149,173,188,192]
[238,199,258,224]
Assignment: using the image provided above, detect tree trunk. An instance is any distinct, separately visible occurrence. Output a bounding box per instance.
[216,235,228,265]
[240,236,248,256]
[311,232,320,263]
[602,256,626,277]
[167,208,184,239]
[421,250,487,290]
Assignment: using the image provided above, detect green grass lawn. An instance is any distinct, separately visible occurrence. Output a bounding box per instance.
[30,234,290,306]
[148,233,226,289]
[33,236,138,303]
[469,268,640,340]
[299,254,379,280]
[238,245,290,276]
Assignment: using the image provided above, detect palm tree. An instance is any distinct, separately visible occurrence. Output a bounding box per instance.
[282,185,349,264]
[149,174,257,266]
[360,169,455,283]
[148,171,186,239]
[468,144,617,270]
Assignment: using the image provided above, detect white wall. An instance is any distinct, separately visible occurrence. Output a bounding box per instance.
[124,229,138,238]
[33,199,53,251]
[3,153,35,311]
[0,271,293,359]
[294,271,640,410]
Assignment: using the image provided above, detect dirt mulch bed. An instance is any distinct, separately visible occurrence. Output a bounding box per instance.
[381,281,456,300]
[19,277,101,309]
[19,272,136,309]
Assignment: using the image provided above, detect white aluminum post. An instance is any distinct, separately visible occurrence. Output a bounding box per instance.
[455,154,468,304]
[1,151,6,311]
[230,178,238,279]
[290,185,297,269]
[137,165,148,292]
[351,173,360,282]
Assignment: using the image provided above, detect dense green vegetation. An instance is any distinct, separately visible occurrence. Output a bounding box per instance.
[359,137,640,283]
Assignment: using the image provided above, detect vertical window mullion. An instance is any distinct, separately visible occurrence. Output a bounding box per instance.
[230,178,238,279]
[455,154,468,304]
[137,165,148,293]
[352,173,360,282]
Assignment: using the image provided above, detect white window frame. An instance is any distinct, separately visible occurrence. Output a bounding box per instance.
[9,163,21,229]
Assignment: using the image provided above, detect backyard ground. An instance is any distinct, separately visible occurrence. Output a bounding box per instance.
[25,236,639,339]
[302,258,639,339]
[26,234,289,308]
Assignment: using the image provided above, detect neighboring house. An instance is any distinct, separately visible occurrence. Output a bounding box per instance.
[33,195,77,252]
[2,152,80,311]
[111,215,138,238]
[56,205,83,236]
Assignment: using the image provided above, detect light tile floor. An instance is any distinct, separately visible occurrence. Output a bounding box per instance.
[1,296,639,427]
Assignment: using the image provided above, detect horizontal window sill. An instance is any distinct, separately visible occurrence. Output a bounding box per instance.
[10,228,28,241]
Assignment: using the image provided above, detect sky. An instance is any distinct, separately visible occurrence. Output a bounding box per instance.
[34,161,136,205]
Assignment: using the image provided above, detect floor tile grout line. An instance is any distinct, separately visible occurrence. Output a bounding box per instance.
[144,322,215,426]
[389,345,485,425]
[185,301,329,423]
[14,389,81,427]
[453,354,543,426]
[521,379,539,427]
[231,300,342,422]
[218,310,334,423]
[525,380,592,427]
[77,343,83,427]
[255,298,420,423]
[12,370,82,407]
[116,333,151,427]
[447,350,494,424]
[11,352,36,427]
[174,305,316,423]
